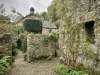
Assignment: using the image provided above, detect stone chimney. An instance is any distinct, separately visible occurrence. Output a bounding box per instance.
[49,16,53,23]
[30,7,35,14]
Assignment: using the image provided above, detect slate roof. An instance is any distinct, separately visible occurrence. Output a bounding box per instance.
[42,21,57,29]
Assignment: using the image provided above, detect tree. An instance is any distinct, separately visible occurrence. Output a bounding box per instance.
[40,12,47,20]
[0,4,5,15]
[46,0,60,21]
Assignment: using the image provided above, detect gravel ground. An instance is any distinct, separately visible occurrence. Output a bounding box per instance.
[8,50,60,75]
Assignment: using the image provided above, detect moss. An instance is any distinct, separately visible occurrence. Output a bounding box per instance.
[72,63,100,75]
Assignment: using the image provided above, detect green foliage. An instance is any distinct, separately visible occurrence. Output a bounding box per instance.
[44,37,49,44]
[12,42,18,62]
[12,49,18,56]
[81,39,96,59]
[54,63,68,75]
[0,23,12,36]
[49,32,59,41]
[12,49,18,62]
[47,0,60,21]
[40,12,47,20]
[0,15,9,24]
[0,56,11,75]
[23,19,42,33]
[12,56,15,62]
[54,63,89,75]
[12,25,25,40]
[69,70,88,75]
[47,55,53,60]
[24,53,27,61]
[19,31,28,52]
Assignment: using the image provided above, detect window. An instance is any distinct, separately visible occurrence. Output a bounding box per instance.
[85,21,95,43]
[49,29,52,33]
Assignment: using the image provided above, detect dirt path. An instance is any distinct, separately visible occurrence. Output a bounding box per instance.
[8,50,59,75]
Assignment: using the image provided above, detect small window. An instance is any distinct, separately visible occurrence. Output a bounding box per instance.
[49,29,52,33]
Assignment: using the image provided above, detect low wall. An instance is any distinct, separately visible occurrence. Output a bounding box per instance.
[0,33,12,59]
[27,34,56,62]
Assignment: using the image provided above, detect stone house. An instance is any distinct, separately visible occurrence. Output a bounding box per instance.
[22,7,57,34]
[59,0,100,73]
[42,16,57,34]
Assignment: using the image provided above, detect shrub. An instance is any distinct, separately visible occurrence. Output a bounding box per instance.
[0,56,11,75]
[23,19,42,33]
[54,63,68,75]
[44,37,49,45]
[12,49,18,56]
[54,63,89,75]
[19,31,28,52]
[24,53,27,61]
[12,25,25,40]
[49,32,59,41]
[0,23,12,36]
[12,56,15,62]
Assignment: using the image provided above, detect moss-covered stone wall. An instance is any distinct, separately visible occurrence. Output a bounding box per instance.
[0,33,12,59]
[59,0,100,74]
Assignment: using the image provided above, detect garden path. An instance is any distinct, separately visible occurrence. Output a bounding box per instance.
[8,50,59,75]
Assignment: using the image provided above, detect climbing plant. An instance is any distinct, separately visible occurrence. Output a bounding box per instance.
[23,19,42,34]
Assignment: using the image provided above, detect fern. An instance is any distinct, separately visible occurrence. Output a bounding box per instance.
[0,56,11,75]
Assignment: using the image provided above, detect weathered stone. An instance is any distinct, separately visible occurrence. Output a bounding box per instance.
[0,33,12,63]
[59,0,100,73]
[76,56,82,63]
[27,34,56,62]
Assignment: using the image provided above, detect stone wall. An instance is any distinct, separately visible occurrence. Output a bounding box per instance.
[59,0,100,73]
[0,33,12,59]
[27,34,56,62]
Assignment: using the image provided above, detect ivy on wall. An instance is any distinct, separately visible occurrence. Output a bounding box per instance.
[23,19,42,34]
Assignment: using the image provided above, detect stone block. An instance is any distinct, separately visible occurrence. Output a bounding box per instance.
[76,56,82,63]
[87,59,93,68]
[82,58,88,67]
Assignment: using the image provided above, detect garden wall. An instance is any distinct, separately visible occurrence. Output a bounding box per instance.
[27,34,57,62]
[0,33,12,59]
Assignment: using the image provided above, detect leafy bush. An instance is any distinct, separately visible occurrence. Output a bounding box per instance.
[19,31,28,52]
[54,63,68,75]
[23,19,42,33]
[49,32,59,41]
[0,23,12,37]
[12,49,18,56]
[12,56,15,62]
[0,56,11,75]
[54,63,89,75]
[44,37,49,44]
[0,15,9,24]
[12,25,25,39]
[24,53,27,61]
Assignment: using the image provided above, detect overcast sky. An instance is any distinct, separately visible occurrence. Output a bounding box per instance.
[0,0,52,16]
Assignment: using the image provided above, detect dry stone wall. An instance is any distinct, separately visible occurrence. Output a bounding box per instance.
[0,33,12,58]
[27,34,56,62]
